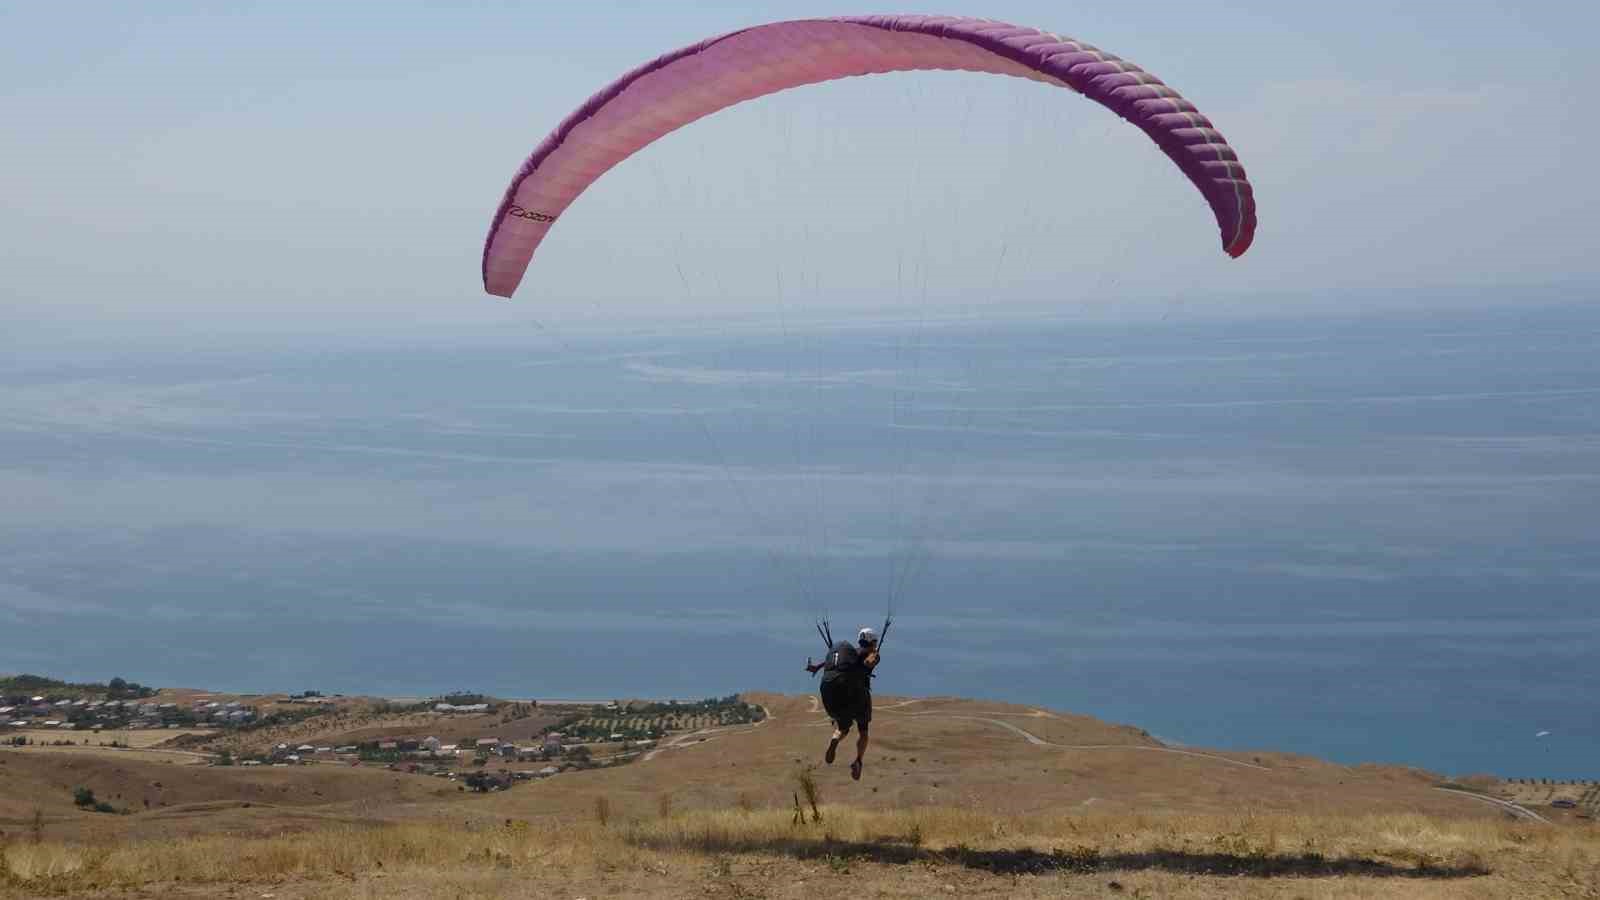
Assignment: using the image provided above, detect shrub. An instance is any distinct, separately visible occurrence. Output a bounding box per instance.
[71,788,120,814]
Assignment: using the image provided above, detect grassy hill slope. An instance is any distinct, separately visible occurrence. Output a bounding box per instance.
[3,692,1594,898]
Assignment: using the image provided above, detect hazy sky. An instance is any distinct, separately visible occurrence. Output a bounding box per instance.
[3,1,1597,342]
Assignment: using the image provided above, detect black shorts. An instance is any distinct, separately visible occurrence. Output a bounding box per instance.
[820,680,871,731]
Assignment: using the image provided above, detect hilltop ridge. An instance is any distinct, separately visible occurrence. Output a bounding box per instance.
[4,687,1596,897]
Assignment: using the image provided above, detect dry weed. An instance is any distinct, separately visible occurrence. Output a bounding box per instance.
[795,765,822,823]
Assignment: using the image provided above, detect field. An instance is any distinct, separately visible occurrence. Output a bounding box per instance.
[3,692,1597,898]
[3,729,214,750]
[2,745,210,769]
[573,713,719,733]
[201,704,563,757]
[0,750,454,837]
[569,711,755,737]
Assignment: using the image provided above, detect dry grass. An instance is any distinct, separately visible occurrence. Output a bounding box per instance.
[3,745,209,768]
[4,693,1597,897]
[4,805,1597,898]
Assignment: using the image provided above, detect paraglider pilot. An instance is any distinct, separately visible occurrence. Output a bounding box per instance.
[806,626,880,780]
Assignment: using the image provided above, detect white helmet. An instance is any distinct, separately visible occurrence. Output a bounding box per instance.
[857,626,878,645]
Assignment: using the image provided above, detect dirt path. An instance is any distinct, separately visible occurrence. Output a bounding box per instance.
[887,712,1273,772]
[797,698,1559,813]
[847,705,1553,820]
[642,724,746,762]
[8,745,215,765]
[1433,787,1550,824]
[878,708,1552,820]
[795,699,1271,772]
[643,705,773,763]
[794,703,1271,772]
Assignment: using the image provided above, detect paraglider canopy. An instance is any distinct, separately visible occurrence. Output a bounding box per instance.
[482,14,1256,298]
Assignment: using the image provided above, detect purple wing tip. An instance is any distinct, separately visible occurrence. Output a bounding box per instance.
[484,272,513,297]
[1227,209,1258,258]
[1226,223,1256,258]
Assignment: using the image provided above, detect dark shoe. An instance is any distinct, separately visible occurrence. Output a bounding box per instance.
[825,739,839,765]
[850,758,863,781]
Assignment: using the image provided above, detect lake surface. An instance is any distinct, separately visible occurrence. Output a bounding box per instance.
[3,301,1597,778]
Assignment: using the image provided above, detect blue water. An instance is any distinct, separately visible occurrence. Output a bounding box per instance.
[2,301,1597,779]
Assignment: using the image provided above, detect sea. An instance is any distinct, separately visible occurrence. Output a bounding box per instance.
[2,299,1597,779]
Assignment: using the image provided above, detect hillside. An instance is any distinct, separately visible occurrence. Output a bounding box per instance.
[3,692,1595,898]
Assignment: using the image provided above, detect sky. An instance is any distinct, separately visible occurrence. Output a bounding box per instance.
[3,0,1597,343]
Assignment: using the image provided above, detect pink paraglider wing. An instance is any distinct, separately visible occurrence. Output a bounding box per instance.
[483,15,1256,298]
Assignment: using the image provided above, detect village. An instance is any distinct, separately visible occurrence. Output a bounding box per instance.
[250,728,619,791]
[2,696,258,733]
[2,675,767,795]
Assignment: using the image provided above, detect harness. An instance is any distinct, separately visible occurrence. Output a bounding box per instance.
[813,614,892,678]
